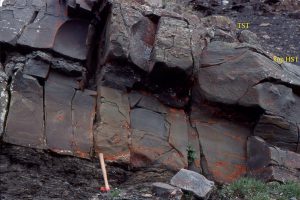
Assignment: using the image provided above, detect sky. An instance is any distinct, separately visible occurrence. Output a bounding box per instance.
[0,0,3,7]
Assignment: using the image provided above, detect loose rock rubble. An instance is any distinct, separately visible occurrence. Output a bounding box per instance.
[0,2,300,199]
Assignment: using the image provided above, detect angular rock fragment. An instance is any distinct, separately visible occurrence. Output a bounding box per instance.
[23,58,50,79]
[68,0,95,12]
[101,2,143,63]
[151,17,193,75]
[247,136,300,182]
[97,64,142,91]
[4,71,44,149]
[28,51,84,76]
[152,182,183,200]
[94,86,131,163]
[170,169,214,199]
[129,17,157,71]
[238,30,260,46]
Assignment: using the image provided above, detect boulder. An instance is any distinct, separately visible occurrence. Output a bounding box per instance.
[239,82,300,123]
[151,17,193,75]
[129,17,157,72]
[101,2,144,64]
[170,169,214,199]
[198,41,300,106]
[238,30,260,46]
[247,136,300,182]
[152,182,183,200]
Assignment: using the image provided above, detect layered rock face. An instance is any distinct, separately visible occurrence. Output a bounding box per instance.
[0,0,299,183]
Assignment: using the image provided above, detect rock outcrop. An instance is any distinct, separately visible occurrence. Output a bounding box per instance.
[0,0,299,184]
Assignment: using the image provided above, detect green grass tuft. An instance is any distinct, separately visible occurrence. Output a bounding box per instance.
[220,177,300,200]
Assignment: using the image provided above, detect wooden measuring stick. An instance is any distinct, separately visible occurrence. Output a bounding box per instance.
[99,153,110,191]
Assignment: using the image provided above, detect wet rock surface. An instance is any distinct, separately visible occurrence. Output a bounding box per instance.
[0,0,300,199]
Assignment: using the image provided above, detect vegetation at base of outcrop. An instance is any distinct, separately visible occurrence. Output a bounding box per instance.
[219,177,300,200]
[186,145,197,165]
[107,188,121,199]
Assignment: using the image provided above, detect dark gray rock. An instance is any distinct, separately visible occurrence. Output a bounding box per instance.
[94,86,131,164]
[247,136,300,182]
[152,182,183,200]
[53,19,89,60]
[131,108,168,138]
[254,114,299,152]
[17,15,65,48]
[129,17,156,72]
[170,169,214,199]
[4,71,45,149]
[44,73,76,155]
[191,105,251,183]
[97,64,142,91]
[23,58,50,79]
[129,92,168,114]
[151,17,193,75]
[100,2,143,63]
[72,89,96,158]
[238,30,260,46]
[0,5,37,44]
[239,82,300,123]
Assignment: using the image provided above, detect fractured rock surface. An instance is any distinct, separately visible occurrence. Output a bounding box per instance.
[248,136,300,182]
[0,0,300,185]
[190,105,251,183]
[4,71,44,149]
